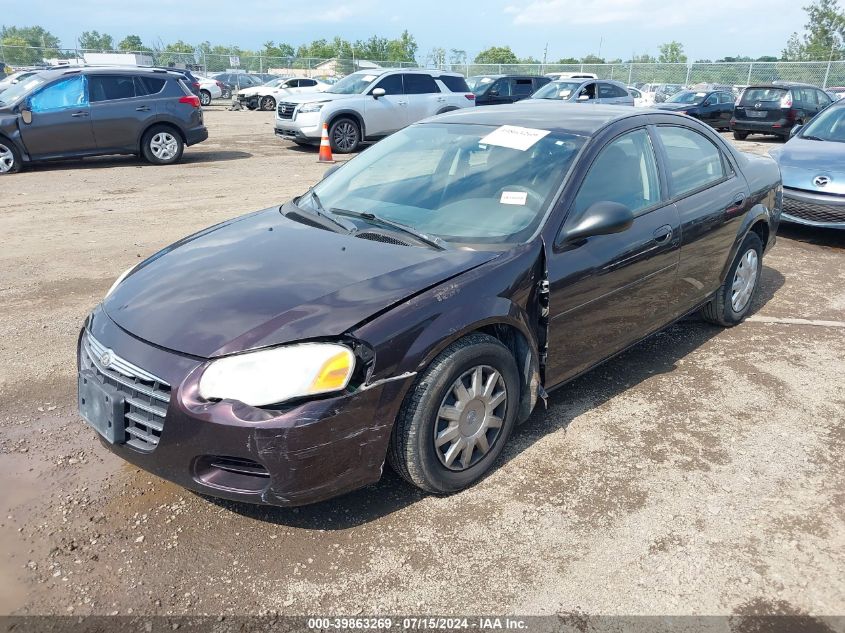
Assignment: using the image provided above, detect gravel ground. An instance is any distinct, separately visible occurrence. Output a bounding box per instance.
[0,108,843,619]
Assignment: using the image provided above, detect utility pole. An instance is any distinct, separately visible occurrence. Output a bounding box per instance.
[542,42,548,74]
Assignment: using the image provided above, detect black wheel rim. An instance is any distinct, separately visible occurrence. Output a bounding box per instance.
[332,122,358,151]
[262,97,274,110]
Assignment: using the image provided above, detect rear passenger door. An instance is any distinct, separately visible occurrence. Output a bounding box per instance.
[653,124,749,318]
[402,73,442,121]
[364,74,408,137]
[597,82,630,105]
[511,78,535,102]
[89,74,157,151]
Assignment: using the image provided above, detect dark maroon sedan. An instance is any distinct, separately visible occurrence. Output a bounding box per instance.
[78,103,781,506]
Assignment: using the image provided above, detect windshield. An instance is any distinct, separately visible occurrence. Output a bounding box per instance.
[301,122,585,246]
[532,81,583,100]
[326,72,381,94]
[468,76,496,93]
[0,75,47,105]
[264,78,285,87]
[668,91,707,104]
[799,105,845,142]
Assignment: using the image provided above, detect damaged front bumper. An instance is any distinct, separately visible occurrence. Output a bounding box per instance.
[78,307,413,507]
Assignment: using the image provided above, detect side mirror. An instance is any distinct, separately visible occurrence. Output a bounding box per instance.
[789,124,803,138]
[21,107,32,125]
[322,164,341,179]
[372,88,385,99]
[560,201,634,243]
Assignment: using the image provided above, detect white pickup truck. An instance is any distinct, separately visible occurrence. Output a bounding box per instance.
[274,68,475,153]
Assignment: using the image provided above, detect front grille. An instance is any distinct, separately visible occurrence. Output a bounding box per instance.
[783,192,845,224]
[80,332,171,452]
[277,102,296,119]
[356,231,411,246]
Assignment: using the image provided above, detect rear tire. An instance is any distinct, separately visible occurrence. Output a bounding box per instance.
[0,138,22,174]
[199,90,212,106]
[329,117,360,153]
[387,333,519,495]
[141,126,184,165]
[733,131,749,140]
[701,232,763,327]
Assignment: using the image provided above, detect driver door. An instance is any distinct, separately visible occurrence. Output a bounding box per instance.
[363,74,408,137]
[545,126,681,385]
[19,75,97,158]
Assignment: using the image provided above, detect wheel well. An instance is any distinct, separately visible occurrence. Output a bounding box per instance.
[476,323,540,424]
[139,122,185,153]
[750,219,769,249]
[436,107,458,115]
[327,112,364,138]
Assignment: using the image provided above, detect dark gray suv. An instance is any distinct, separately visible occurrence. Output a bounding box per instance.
[0,67,208,173]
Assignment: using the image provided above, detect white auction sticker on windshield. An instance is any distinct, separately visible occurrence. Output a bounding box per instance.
[480,125,551,151]
[500,191,528,205]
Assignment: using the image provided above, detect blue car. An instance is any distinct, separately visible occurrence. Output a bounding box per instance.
[769,100,845,229]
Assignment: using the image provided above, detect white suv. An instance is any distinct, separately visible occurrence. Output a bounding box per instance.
[274,69,475,153]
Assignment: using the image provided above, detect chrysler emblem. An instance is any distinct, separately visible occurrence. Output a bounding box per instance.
[100,351,113,368]
[813,175,831,187]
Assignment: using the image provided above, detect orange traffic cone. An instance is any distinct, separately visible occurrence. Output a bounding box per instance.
[317,123,335,163]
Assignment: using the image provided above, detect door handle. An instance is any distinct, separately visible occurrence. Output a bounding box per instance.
[71,111,89,118]
[653,225,673,242]
[136,106,151,112]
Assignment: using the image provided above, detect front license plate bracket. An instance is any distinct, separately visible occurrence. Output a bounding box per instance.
[78,371,125,444]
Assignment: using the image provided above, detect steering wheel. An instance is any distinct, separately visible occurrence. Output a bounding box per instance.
[496,186,544,210]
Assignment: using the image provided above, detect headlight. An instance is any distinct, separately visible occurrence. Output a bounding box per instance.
[298,102,325,114]
[198,343,355,407]
[105,266,134,298]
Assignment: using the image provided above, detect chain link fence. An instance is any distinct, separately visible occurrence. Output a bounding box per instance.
[3,45,845,88]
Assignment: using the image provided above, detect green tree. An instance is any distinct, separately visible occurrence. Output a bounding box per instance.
[118,35,145,51]
[427,47,446,67]
[474,46,518,64]
[782,0,845,60]
[581,54,605,64]
[449,48,467,65]
[628,53,656,63]
[658,41,687,63]
[0,25,61,64]
[385,30,417,62]
[556,56,580,64]
[79,30,114,51]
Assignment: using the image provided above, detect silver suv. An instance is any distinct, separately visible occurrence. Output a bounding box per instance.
[274,69,475,153]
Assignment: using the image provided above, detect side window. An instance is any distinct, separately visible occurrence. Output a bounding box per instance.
[403,73,440,94]
[656,126,727,198]
[512,79,534,96]
[301,79,316,87]
[491,78,511,96]
[579,82,596,100]
[135,76,166,96]
[30,76,87,112]
[800,88,817,106]
[597,83,613,98]
[718,92,732,104]
[89,75,136,102]
[572,129,661,219]
[816,89,831,106]
[372,74,404,95]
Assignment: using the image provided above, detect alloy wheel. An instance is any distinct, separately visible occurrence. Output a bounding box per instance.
[434,365,507,471]
[201,92,211,106]
[150,133,179,161]
[332,121,358,151]
[261,96,275,111]
[0,143,14,173]
[731,248,759,312]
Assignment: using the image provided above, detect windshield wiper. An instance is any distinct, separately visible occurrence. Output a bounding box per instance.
[331,208,447,250]
[294,189,355,233]
[801,134,825,141]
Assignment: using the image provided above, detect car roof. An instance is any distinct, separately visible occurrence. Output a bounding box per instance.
[428,102,666,136]
[31,66,184,80]
[748,82,819,89]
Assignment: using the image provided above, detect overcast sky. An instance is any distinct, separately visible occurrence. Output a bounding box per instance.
[15,0,807,61]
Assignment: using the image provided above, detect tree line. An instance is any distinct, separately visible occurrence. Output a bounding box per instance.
[2,0,844,69]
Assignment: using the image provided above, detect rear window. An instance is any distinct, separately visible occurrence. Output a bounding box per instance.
[741,87,786,104]
[439,75,470,92]
[403,73,440,94]
[136,76,166,96]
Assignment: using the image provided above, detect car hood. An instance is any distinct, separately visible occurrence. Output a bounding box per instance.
[275,92,359,105]
[653,102,699,111]
[237,86,267,96]
[103,207,497,358]
[772,137,845,194]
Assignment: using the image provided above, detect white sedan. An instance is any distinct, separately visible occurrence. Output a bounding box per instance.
[236,77,329,111]
[197,77,224,106]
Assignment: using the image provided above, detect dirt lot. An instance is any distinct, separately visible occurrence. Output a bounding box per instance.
[1,107,843,619]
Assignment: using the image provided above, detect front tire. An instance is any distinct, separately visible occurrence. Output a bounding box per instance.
[260,96,276,111]
[733,131,749,140]
[388,333,519,494]
[141,126,184,165]
[0,139,22,174]
[701,232,763,326]
[200,90,212,106]
[329,117,360,153]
